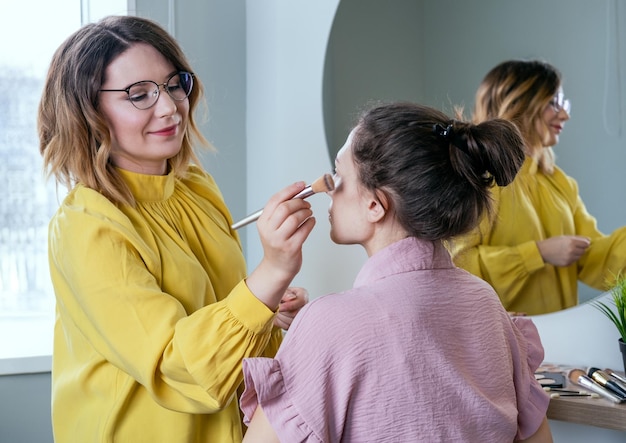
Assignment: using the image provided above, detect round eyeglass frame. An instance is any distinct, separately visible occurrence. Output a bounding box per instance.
[549,92,571,115]
[99,71,194,110]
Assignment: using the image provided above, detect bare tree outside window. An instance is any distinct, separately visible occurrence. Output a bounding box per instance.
[0,27,77,358]
[0,68,56,314]
[0,0,127,360]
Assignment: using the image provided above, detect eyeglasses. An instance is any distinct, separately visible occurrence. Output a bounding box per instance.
[99,71,194,110]
[549,92,571,114]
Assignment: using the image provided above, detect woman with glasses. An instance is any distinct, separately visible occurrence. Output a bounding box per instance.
[450,59,626,315]
[38,15,313,442]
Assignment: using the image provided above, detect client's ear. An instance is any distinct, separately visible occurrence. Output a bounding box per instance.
[367,189,388,223]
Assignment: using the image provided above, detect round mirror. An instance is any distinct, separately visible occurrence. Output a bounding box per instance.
[323,0,626,309]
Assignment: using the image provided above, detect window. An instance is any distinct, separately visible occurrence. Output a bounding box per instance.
[0,0,127,371]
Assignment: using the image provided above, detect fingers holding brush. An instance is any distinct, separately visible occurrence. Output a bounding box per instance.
[260,182,315,232]
[231,173,335,230]
[246,182,316,310]
[258,183,317,259]
[241,175,335,310]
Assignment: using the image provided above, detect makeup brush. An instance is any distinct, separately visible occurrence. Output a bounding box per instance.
[542,387,600,398]
[549,393,599,399]
[231,173,335,230]
[568,369,625,404]
[542,387,587,394]
[604,368,626,385]
[588,367,626,399]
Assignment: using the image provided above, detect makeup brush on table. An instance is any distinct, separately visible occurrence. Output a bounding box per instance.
[588,367,626,399]
[231,173,335,230]
[604,368,626,385]
[542,387,600,398]
[568,369,625,404]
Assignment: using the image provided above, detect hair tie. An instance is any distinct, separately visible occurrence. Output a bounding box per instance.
[433,122,469,154]
[433,123,452,138]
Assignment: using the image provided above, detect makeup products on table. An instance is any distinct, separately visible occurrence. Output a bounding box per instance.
[535,372,565,388]
[568,369,625,404]
[588,367,626,399]
[231,173,335,230]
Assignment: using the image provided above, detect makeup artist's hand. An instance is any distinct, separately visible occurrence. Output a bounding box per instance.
[246,182,316,310]
[274,287,309,330]
[536,235,590,267]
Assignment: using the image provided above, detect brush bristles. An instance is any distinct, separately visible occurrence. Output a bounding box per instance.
[568,369,585,383]
[310,173,335,194]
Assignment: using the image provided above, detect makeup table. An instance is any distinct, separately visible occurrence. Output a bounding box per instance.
[530,297,626,441]
[547,387,626,431]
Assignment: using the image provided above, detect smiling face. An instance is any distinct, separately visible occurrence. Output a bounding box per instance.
[536,88,570,148]
[98,43,189,175]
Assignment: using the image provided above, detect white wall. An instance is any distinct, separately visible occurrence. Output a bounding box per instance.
[244,0,366,296]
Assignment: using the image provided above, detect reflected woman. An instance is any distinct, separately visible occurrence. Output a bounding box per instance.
[451,59,626,315]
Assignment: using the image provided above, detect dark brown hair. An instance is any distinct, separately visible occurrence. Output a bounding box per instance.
[351,102,525,240]
[38,15,210,206]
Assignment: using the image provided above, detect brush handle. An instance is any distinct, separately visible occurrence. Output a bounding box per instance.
[230,173,334,230]
[606,369,626,385]
[231,209,264,230]
[589,368,626,399]
[576,375,624,404]
[605,379,626,399]
[550,393,596,398]
[230,185,316,230]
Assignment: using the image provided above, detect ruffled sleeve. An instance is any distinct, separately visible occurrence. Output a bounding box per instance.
[240,297,348,442]
[241,358,322,442]
[510,316,551,440]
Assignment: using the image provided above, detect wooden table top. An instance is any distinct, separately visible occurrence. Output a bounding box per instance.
[547,392,626,431]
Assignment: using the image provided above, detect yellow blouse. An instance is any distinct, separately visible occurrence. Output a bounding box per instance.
[449,156,626,315]
[49,165,282,442]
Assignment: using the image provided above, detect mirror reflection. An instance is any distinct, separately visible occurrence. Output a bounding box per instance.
[323,0,626,312]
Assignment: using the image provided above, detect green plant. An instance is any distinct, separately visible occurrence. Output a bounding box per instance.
[594,272,626,342]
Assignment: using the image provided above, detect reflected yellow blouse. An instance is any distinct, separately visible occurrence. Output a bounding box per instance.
[49,165,282,443]
[449,157,626,315]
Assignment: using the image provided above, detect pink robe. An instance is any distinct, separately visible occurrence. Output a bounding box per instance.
[241,237,549,442]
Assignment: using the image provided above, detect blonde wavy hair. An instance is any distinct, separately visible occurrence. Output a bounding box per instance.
[38,15,211,206]
[473,59,562,174]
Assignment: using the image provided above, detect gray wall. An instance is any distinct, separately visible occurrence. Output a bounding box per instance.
[0,373,52,443]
